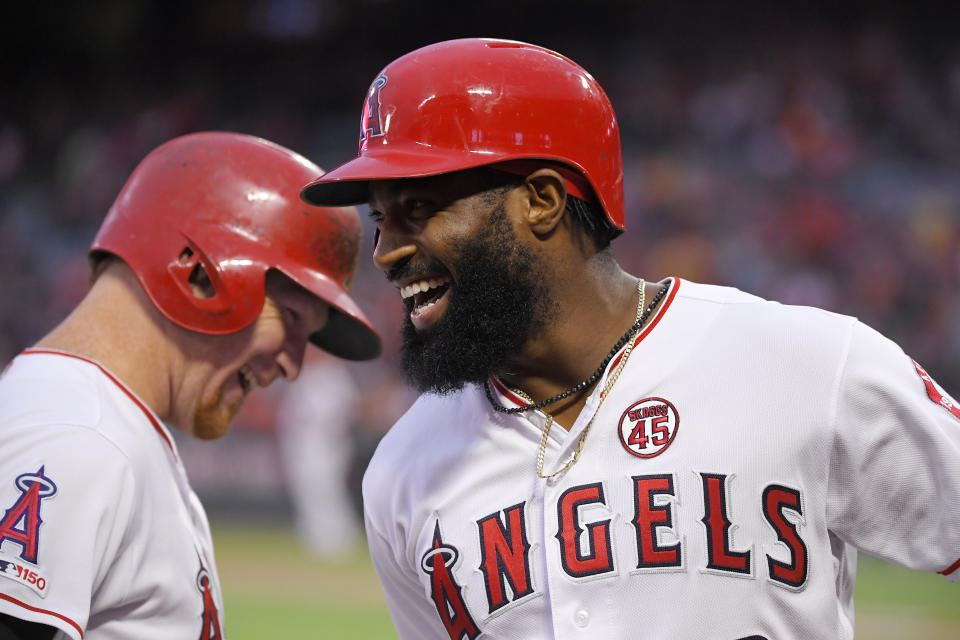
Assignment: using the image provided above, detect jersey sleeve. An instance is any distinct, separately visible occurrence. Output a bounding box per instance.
[0,425,136,639]
[363,458,451,640]
[827,320,960,581]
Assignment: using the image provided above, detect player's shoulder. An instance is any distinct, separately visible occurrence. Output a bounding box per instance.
[369,390,478,455]
[0,351,103,428]
[0,351,165,463]
[0,353,148,512]
[363,387,486,490]
[672,278,765,305]
[673,278,857,336]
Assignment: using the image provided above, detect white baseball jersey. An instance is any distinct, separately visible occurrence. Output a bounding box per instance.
[0,350,225,639]
[363,278,960,640]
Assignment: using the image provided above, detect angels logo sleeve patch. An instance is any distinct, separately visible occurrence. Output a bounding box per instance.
[0,467,56,597]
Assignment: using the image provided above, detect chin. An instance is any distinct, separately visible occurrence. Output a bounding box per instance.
[191,388,243,440]
[191,417,233,440]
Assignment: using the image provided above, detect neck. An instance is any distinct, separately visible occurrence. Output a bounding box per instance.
[497,266,660,427]
[33,266,176,421]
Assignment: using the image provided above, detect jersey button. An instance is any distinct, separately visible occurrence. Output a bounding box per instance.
[574,608,590,628]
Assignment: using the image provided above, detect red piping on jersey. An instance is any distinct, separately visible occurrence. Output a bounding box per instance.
[489,375,526,407]
[606,278,679,377]
[19,349,177,460]
[0,592,84,637]
[939,556,960,576]
[488,279,680,407]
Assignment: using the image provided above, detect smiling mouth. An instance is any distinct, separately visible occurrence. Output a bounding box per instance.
[400,277,451,315]
[238,365,259,395]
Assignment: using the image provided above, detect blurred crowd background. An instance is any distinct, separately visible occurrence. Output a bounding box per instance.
[3,1,959,552]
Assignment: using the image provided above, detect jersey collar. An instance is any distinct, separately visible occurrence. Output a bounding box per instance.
[487,278,681,408]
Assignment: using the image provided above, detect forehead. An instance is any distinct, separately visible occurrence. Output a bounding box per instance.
[368,168,516,208]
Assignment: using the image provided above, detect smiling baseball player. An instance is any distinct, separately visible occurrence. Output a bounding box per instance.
[0,132,380,639]
[300,38,960,639]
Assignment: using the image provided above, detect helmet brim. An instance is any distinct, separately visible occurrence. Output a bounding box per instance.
[273,263,382,361]
[300,146,527,207]
[310,307,381,361]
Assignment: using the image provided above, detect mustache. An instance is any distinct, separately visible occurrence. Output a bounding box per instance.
[386,260,449,284]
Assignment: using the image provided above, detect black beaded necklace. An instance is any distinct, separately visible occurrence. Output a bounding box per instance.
[484,282,669,414]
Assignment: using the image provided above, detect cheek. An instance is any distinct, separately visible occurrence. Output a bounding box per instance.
[251,322,287,355]
[201,329,264,380]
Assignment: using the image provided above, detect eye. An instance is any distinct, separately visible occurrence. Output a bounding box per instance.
[367,208,385,222]
[403,198,429,211]
[283,305,301,327]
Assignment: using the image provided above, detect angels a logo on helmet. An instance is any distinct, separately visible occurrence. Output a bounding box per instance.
[361,74,388,143]
[618,397,679,458]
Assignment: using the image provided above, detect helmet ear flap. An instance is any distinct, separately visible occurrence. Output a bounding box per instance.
[166,241,233,315]
[184,251,216,300]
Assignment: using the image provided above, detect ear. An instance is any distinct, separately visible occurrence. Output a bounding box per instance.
[521,169,567,235]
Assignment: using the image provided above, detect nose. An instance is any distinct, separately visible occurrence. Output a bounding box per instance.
[276,337,307,382]
[371,212,418,274]
[275,300,328,382]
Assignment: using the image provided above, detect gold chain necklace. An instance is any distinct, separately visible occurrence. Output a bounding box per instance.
[512,279,647,479]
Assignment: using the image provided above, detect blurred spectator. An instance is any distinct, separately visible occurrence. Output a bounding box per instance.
[275,349,363,558]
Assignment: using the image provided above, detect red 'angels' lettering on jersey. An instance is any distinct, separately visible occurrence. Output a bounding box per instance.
[197,563,223,640]
[632,474,682,569]
[425,472,810,628]
[762,485,807,589]
[556,483,615,578]
[421,521,480,640]
[701,473,752,575]
[913,359,960,421]
[0,467,57,564]
[476,502,534,614]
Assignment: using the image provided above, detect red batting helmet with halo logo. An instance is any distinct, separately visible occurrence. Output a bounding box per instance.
[300,38,625,232]
[90,131,381,361]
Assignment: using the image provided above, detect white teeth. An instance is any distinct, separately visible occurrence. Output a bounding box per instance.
[239,367,259,392]
[415,298,440,313]
[400,277,450,300]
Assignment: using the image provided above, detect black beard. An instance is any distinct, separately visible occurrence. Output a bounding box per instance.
[399,206,553,394]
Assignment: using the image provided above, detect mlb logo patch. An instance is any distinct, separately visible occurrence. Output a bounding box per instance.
[0,554,49,597]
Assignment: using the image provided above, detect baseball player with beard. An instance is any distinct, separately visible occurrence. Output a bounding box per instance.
[301,39,960,640]
[0,132,380,639]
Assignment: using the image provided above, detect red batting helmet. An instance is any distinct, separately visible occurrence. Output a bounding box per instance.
[300,38,625,231]
[91,131,381,360]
